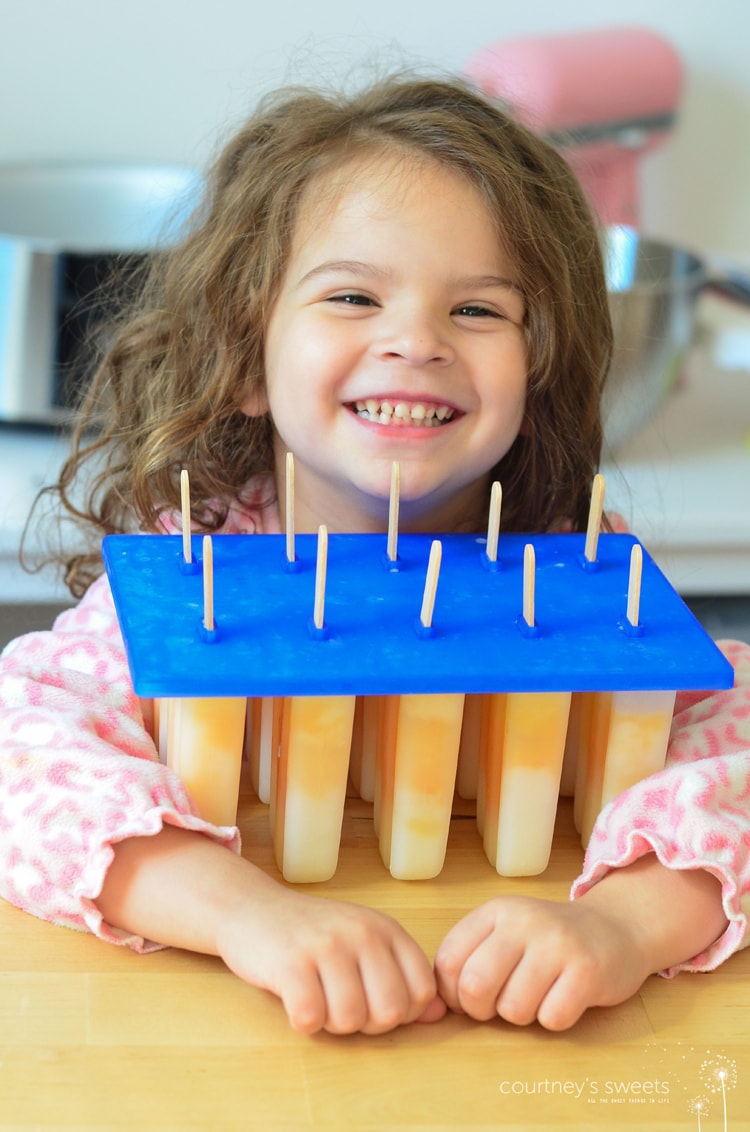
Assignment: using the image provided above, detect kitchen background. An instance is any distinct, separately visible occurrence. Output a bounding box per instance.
[1,0,749,646]
[3,0,750,260]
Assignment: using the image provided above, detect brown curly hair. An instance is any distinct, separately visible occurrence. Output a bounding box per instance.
[38,72,612,597]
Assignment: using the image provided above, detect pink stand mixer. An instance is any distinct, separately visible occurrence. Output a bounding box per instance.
[464,28,703,452]
[463,26,683,229]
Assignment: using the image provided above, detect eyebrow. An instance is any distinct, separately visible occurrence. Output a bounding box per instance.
[298,260,391,285]
[298,261,520,292]
[452,274,521,293]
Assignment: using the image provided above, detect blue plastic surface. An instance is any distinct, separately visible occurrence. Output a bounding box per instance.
[102,531,735,698]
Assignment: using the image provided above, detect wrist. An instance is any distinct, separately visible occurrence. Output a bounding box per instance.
[579,855,729,974]
[97,823,273,955]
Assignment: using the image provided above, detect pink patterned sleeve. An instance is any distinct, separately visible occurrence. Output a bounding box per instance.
[571,639,750,975]
[0,574,241,951]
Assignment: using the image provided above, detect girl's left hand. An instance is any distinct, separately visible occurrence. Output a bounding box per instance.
[433,857,728,1031]
[433,893,651,1030]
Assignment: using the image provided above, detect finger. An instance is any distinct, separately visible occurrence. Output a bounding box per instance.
[493,947,565,1027]
[388,933,441,1024]
[357,935,437,1035]
[315,954,370,1035]
[535,957,615,1032]
[534,969,590,1032]
[276,961,329,1035]
[434,907,497,1011]
[416,995,448,1024]
[453,934,525,1021]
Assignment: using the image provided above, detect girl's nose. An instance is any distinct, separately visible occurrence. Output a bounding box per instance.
[375,313,454,367]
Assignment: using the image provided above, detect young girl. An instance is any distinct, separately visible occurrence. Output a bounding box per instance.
[1,74,748,1037]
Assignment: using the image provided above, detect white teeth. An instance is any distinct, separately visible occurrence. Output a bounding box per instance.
[350,400,455,426]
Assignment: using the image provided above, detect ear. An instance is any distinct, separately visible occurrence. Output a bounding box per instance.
[237,385,270,417]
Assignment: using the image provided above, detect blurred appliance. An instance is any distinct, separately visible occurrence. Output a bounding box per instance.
[464,26,683,229]
[0,164,199,425]
[464,28,706,452]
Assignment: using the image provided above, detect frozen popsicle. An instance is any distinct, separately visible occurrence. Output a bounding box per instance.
[576,688,676,847]
[575,540,676,844]
[247,696,283,805]
[455,693,484,800]
[373,693,400,839]
[348,694,381,802]
[152,696,170,763]
[375,539,465,878]
[558,692,581,798]
[272,693,356,882]
[478,690,572,876]
[457,495,501,804]
[271,523,360,880]
[166,695,247,826]
[377,691,465,880]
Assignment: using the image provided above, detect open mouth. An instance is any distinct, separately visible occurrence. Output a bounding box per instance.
[349,399,457,427]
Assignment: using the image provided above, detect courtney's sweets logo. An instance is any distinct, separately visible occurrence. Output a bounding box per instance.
[497,1047,740,1127]
[499,1078,670,1100]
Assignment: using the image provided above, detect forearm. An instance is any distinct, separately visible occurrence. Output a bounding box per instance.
[96,824,275,954]
[96,824,442,1036]
[579,854,729,975]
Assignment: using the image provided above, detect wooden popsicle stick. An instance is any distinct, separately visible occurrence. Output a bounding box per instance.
[387,461,400,563]
[285,452,295,564]
[584,473,606,563]
[626,543,643,627]
[523,542,535,628]
[419,540,442,629]
[486,481,502,563]
[202,535,214,631]
[313,525,328,631]
[180,468,192,565]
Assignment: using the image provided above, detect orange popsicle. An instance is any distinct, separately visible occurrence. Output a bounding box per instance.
[377,692,465,880]
[576,689,676,847]
[479,690,571,876]
[273,694,356,882]
[166,696,247,826]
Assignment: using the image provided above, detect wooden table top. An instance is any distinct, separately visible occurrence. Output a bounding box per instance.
[3,775,750,1131]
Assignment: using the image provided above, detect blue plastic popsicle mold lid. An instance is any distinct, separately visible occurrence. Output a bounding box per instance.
[102,531,735,698]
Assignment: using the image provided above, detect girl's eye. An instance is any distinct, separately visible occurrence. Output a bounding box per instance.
[327,293,376,307]
[454,304,501,319]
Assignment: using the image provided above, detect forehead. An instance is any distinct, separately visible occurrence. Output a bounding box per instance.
[288,148,500,257]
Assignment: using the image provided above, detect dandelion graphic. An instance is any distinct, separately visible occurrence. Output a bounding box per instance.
[687,1094,712,1131]
[700,1054,738,1131]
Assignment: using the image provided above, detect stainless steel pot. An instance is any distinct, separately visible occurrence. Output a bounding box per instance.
[602,225,750,453]
[0,164,200,424]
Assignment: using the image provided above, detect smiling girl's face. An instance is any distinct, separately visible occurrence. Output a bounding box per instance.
[244,149,528,535]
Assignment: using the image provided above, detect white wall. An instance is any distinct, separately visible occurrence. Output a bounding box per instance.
[3,0,750,261]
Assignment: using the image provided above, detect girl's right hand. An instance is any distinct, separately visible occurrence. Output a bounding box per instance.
[96,823,444,1036]
[215,876,445,1035]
